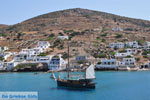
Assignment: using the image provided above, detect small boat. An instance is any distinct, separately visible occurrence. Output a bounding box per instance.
[50,73,56,80]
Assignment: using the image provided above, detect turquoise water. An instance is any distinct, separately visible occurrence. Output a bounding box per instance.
[0,71,150,100]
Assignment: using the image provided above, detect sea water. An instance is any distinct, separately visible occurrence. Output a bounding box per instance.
[0,71,150,100]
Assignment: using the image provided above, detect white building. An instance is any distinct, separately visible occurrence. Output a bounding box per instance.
[119,58,136,66]
[19,48,42,61]
[112,27,123,32]
[32,48,43,54]
[3,52,12,60]
[115,52,132,58]
[58,36,69,40]
[14,54,26,62]
[143,61,150,68]
[0,61,5,70]
[125,41,139,48]
[109,42,124,49]
[34,55,67,71]
[36,41,50,51]
[35,56,51,63]
[126,49,137,54]
[4,61,20,71]
[96,59,118,69]
[144,41,150,50]
[49,55,67,70]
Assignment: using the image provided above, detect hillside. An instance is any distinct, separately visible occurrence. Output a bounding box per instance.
[0,24,8,28]
[0,8,150,57]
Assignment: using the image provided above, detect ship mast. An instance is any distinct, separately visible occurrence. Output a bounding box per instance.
[67,40,70,79]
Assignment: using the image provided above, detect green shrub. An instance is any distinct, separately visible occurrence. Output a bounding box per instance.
[47,34,54,40]
[96,37,101,40]
[0,57,4,61]
[93,53,107,58]
[58,32,64,36]
[58,44,64,50]
[14,63,38,70]
[38,53,47,56]
[137,40,144,45]
[119,49,126,53]
[143,55,148,58]
[101,39,106,42]
[97,62,101,64]
[17,33,22,40]
[125,55,132,58]
[63,30,74,33]
[77,60,85,64]
[47,37,53,40]
[0,33,7,37]
[40,23,46,27]
[62,52,69,59]
[100,33,107,37]
[110,51,116,56]
[135,58,140,62]
[115,33,123,38]
[142,51,150,56]
[101,27,107,32]
[98,53,107,58]
[53,39,62,47]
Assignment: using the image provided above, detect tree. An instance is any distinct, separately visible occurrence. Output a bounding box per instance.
[17,33,21,40]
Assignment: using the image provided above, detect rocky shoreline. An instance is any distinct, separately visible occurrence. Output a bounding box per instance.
[0,67,150,73]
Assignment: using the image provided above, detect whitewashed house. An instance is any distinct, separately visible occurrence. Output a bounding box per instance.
[126,49,137,54]
[0,47,4,57]
[144,41,150,50]
[119,58,136,66]
[115,52,132,58]
[19,48,42,60]
[143,61,150,68]
[3,52,12,60]
[0,61,5,70]
[3,47,9,51]
[35,56,51,63]
[112,27,123,31]
[36,41,50,51]
[4,61,20,71]
[0,46,8,52]
[125,41,139,48]
[109,42,124,49]
[32,48,43,54]
[96,59,118,69]
[14,54,26,62]
[58,36,69,40]
[76,56,86,61]
[19,49,34,60]
[49,55,67,70]
[0,52,4,58]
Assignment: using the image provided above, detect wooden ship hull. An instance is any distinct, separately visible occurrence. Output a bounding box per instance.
[57,79,95,89]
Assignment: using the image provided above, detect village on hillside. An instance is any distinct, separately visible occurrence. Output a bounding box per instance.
[1,34,150,72]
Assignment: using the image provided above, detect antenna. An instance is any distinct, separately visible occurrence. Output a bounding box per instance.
[67,40,70,79]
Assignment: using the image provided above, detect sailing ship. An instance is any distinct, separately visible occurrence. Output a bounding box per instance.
[57,64,96,89]
[51,41,96,89]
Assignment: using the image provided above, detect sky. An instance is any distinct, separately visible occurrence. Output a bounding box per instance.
[0,0,150,25]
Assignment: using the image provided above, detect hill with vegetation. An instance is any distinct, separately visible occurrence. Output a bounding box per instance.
[0,8,150,58]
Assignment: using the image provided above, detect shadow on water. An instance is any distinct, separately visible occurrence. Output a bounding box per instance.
[50,87,95,92]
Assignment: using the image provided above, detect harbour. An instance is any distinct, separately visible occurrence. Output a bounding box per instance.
[0,71,150,100]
